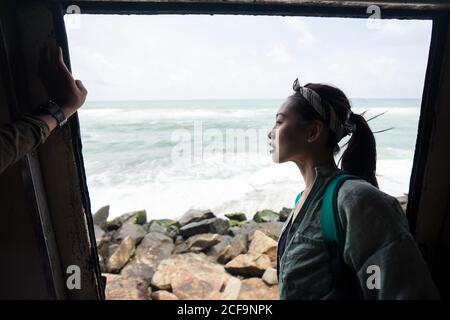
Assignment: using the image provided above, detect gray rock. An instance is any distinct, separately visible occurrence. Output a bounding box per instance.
[179,209,215,226]
[108,244,120,257]
[107,236,136,273]
[238,221,283,242]
[208,233,248,265]
[121,232,174,281]
[180,217,229,238]
[148,222,168,234]
[93,205,109,229]
[113,223,146,245]
[185,233,222,251]
[278,207,291,222]
[253,209,279,223]
[94,224,105,247]
[262,267,278,286]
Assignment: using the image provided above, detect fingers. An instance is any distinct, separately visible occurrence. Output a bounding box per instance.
[56,46,71,74]
[75,79,88,95]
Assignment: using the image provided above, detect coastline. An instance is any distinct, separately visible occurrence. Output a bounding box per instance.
[95,194,408,300]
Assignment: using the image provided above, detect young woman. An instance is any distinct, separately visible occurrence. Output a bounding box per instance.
[269,78,439,299]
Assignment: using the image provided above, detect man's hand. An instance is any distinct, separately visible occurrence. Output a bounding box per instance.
[39,45,87,119]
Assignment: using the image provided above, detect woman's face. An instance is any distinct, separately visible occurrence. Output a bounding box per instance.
[268,97,310,163]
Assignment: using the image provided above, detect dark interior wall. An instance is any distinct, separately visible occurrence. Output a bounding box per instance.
[0,0,101,299]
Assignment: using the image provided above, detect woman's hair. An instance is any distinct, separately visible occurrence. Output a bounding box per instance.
[290,83,379,188]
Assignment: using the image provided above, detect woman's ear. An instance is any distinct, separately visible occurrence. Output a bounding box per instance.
[306,120,324,143]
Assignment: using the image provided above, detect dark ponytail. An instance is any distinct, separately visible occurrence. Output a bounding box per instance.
[291,83,379,188]
[340,112,378,188]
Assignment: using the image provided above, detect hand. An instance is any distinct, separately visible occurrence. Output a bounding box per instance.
[39,45,88,118]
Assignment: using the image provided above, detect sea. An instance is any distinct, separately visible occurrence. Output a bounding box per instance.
[78,98,420,220]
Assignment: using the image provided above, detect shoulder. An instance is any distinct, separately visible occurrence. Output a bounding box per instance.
[336,177,409,231]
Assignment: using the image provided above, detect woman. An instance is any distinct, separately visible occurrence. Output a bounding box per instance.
[269,78,439,299]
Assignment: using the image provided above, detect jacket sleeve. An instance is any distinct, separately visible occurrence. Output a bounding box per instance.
[0,113,50,174]
[337,179,440,299]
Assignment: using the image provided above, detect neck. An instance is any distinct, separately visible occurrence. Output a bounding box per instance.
[293,154,337,189]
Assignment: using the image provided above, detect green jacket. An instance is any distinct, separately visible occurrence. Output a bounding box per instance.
[277,166,440,299]
[0,114,50,174]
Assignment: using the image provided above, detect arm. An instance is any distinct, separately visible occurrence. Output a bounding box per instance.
[337,179,440,299]
[0,46,87,174]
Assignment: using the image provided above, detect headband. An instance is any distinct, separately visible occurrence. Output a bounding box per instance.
[292,78,356,141]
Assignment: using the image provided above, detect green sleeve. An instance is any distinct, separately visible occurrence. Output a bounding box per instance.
[337,179,440,299]
[0,113,51,174]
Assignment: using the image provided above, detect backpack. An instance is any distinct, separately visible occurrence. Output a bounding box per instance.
[294,172,361,297]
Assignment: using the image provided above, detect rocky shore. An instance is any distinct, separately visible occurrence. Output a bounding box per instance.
[94,194,408,300]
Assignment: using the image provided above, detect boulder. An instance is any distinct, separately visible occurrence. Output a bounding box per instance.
[180,218,229,238]
[248,230,277,262]
[113,223,146,245]
[253,209,279,223]
[225,212,247,222]
[108,244,120,257]
[121,232,174,281]
[262,267,278,286]
[179,209,215,226]
[104,273,148,300]
[151,253,230,299]
[221,276,241,300]
[214,233,248,265]
[93,205,109,229]
[107,236,135,273]
[151,290,179,300]
[94,225,105,247]
[106,210,147,231]
[237,278,279,300]
[224,253,271,277]
[185,233,222,251]
[238,221,283,242]
[278,207,291,222]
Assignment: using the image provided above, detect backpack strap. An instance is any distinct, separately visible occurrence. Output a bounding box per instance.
[321,172,361,296]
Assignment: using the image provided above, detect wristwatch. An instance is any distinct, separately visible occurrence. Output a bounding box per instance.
[37,99,67,127]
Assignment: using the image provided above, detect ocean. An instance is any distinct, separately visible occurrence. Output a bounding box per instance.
[78,98,420,220]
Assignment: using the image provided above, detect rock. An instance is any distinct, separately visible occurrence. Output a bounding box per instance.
[113,223,146,245]
[262,267,278,285]
[149,219,180,229]
[225,213,247,222]
[106,210,147,231]
[104,273,148,300]
[221,276,241,300]
[94,225,105,247]
[228,220,246,227]
[278,207,291,222]
[93,205,109,229]
[179,209,215,226]
[237,278,279,300]
[151,290,179,300]
[108,244,120,257]
[207,235,233,259]
[108,236,136,273]
[224,253,271,277]
[180,218,229,238]
[98,255,107,273]
[238,221,283,242]
[148,222,168,234]
[213,233,248,265]
[228,226,241,237]
[175,235,184,245]
[248,230,277,262]
[121,232,174,281]
[151,253,230,299]
[253,209,279,223]
[173,242,190,254]
[133,210,147,225]
[185,233,222,251]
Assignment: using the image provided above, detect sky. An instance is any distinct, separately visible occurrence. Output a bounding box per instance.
[64,14,432,101]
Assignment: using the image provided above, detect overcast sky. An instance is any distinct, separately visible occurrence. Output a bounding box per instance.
[65,14,432,101]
